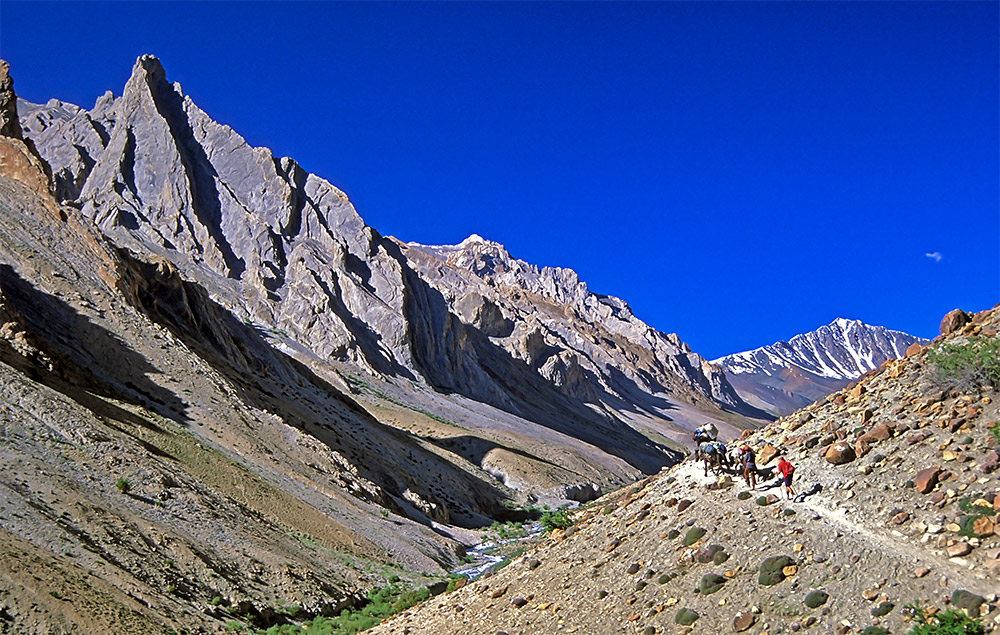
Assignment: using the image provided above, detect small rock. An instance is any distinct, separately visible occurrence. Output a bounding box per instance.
[733,611,756,632]
[915,466,943,494]
[972,516,995,538]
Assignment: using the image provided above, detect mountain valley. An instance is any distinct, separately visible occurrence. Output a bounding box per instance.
[0,55,993,635]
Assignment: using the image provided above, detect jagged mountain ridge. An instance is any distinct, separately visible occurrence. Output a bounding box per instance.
[20,54,766,465]
[714,318,928,416]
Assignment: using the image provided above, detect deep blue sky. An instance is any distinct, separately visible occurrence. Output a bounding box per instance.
[2,2,997,359]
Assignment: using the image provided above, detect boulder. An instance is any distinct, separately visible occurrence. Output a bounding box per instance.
[979,451,999,474]
[855,423,894,458]
[947,542,972,558]
[733,611,755,632]
[825,443,856,465]
[940,309,971,336]
[758,444,778,465]
[905,342,923,357]
[972,516,995,538]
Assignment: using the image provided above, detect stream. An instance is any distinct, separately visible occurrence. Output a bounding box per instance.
[450,521,544,580]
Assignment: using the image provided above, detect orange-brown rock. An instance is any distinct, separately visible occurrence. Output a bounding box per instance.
[972,516,995,538]
[855,423,894,458]
[914,466,943,494]
[758,444,778,465]
[733,612,755,632]
[940,309,971,336]
[825,442,856,465]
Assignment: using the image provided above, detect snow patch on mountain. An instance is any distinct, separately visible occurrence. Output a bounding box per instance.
[712,318,927,381]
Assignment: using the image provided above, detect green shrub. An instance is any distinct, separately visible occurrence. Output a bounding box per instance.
[115,477,131,494]
[758,555,795,586]
[861,628,890,635]
[675,608,699,626]
[957,515,989,538]
[958,496,993,515]
[989,420,1000,445]
[804,590,829,609]
[783,508,796,516]
[540,509,573,532]
[906,608,985,635]
[682,527,706,546]
[756,496,771,506]
[667,529,679,540]
[926,337,1000,391]
[737,491,752,500]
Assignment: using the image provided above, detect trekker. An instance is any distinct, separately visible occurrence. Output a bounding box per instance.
[776,456,795,500]
[740,445,757,489]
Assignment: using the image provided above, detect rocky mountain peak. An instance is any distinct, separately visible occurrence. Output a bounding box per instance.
[715,318,929,416]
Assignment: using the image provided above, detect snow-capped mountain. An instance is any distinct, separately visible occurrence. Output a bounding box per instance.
[712,318,928,415]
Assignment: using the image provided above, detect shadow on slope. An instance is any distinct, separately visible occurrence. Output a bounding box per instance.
[114,249,513,529]
[0,263,189,429]
[395,250,685,475]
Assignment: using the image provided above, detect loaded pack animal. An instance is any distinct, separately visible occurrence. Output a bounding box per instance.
[700,441,730,476]
[692,423,719,461]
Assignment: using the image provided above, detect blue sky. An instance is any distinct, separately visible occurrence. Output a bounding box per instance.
[1,1,997,359]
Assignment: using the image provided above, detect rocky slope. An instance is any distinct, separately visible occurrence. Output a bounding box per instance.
[370,306,1000,635]
[715,319,928,416]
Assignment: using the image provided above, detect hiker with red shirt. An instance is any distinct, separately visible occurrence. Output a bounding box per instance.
[777,456,795,500]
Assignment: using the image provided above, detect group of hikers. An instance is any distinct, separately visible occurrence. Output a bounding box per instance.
[692,423,796,501]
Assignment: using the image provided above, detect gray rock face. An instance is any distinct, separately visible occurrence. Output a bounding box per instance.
[404,235,754,416]
[21,54,764,481]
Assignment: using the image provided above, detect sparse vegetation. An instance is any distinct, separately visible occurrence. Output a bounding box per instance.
[539,508,573,532]
[926,336,1000,390]
[488,520,528,540]
[905,608,985,635]
[988,420,1000,444]
[257,582,432,634]
[115,477,131,494]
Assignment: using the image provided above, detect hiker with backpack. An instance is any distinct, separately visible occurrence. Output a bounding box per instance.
[738,445,757,489]
[777,456,795,500]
